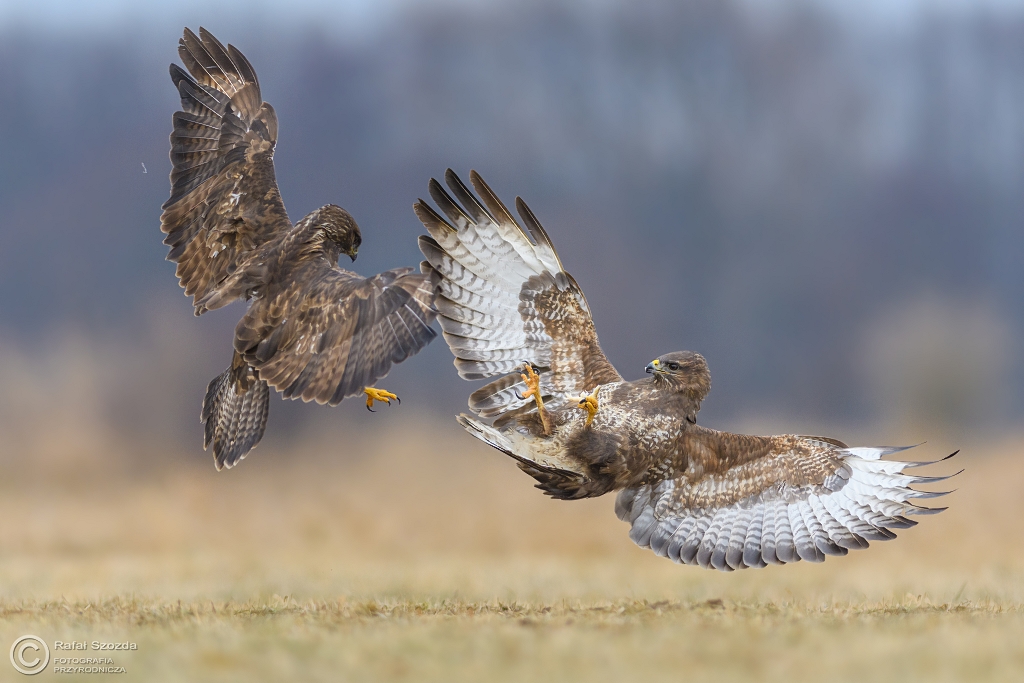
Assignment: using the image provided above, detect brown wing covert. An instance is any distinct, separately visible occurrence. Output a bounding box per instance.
[161,28,290,310]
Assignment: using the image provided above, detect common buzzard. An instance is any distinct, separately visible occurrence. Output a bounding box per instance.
[416,170,956,571]
[161,28,437,469]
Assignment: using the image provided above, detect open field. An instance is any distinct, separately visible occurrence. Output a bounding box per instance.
[0,421,1022,682]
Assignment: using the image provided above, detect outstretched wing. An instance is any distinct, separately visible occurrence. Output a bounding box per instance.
[616,432,957,571]
[233,264,438,406]
[161,27,291,310]
[416,170,621,419]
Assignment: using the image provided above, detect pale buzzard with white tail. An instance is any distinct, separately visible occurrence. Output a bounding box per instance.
[416,169,957,571]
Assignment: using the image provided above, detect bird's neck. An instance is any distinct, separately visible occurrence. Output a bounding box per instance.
[294,225,342,264]
[650,374,706,423]
[651,373,688,394]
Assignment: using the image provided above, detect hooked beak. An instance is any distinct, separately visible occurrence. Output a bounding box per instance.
[646,359,661,374]
[346,248,358,262]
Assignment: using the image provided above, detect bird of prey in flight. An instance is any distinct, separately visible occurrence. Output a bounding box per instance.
[161,28,437,469]
[416,169,957,571]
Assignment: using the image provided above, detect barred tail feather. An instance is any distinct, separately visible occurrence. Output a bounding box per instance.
[201,361,270,470]
[456,413,595,500]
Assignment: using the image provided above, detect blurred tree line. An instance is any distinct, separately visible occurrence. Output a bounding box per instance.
[0,0,1021,444]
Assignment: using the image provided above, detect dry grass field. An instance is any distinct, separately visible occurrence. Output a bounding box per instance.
[0,418,1021,682]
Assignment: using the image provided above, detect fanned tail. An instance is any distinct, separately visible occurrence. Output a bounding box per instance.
[201,353,270,470]
[456,413,595,500]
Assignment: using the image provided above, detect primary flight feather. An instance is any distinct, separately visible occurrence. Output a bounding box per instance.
[416,169,957,571]
[161,28,437,470]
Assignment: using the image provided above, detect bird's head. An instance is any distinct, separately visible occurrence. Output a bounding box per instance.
[314,204,362,261]
[646,351,711,401]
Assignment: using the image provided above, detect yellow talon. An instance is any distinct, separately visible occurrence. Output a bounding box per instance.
[519,363,552,436]
[578,387,599,426]
[364,386,399,412]
[520,364,540,399]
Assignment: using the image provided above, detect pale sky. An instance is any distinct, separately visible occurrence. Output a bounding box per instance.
[3,0,1024,38]
[0,0,481,37]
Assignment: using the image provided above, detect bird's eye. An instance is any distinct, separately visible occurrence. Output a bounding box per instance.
[668,362,679,371]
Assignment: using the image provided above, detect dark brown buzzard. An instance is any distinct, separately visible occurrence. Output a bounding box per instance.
[162,28,437,470]
[416,170,957,571]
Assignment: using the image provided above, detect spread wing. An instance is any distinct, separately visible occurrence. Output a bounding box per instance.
[233,264,438,406]
[416,170,622,420]
[616,431,957,571]
[161,27,291,310]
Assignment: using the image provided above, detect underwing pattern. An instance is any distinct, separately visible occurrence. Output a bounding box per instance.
[418,170,956,570]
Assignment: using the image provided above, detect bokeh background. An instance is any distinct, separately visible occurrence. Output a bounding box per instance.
[4,0,1024,448]
[1,1,1024,681]
[2,0,1024,446]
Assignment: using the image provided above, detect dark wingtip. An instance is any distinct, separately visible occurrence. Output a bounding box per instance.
[905,449,960,469]
[910,468,965,484]
[198,26,219,45]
